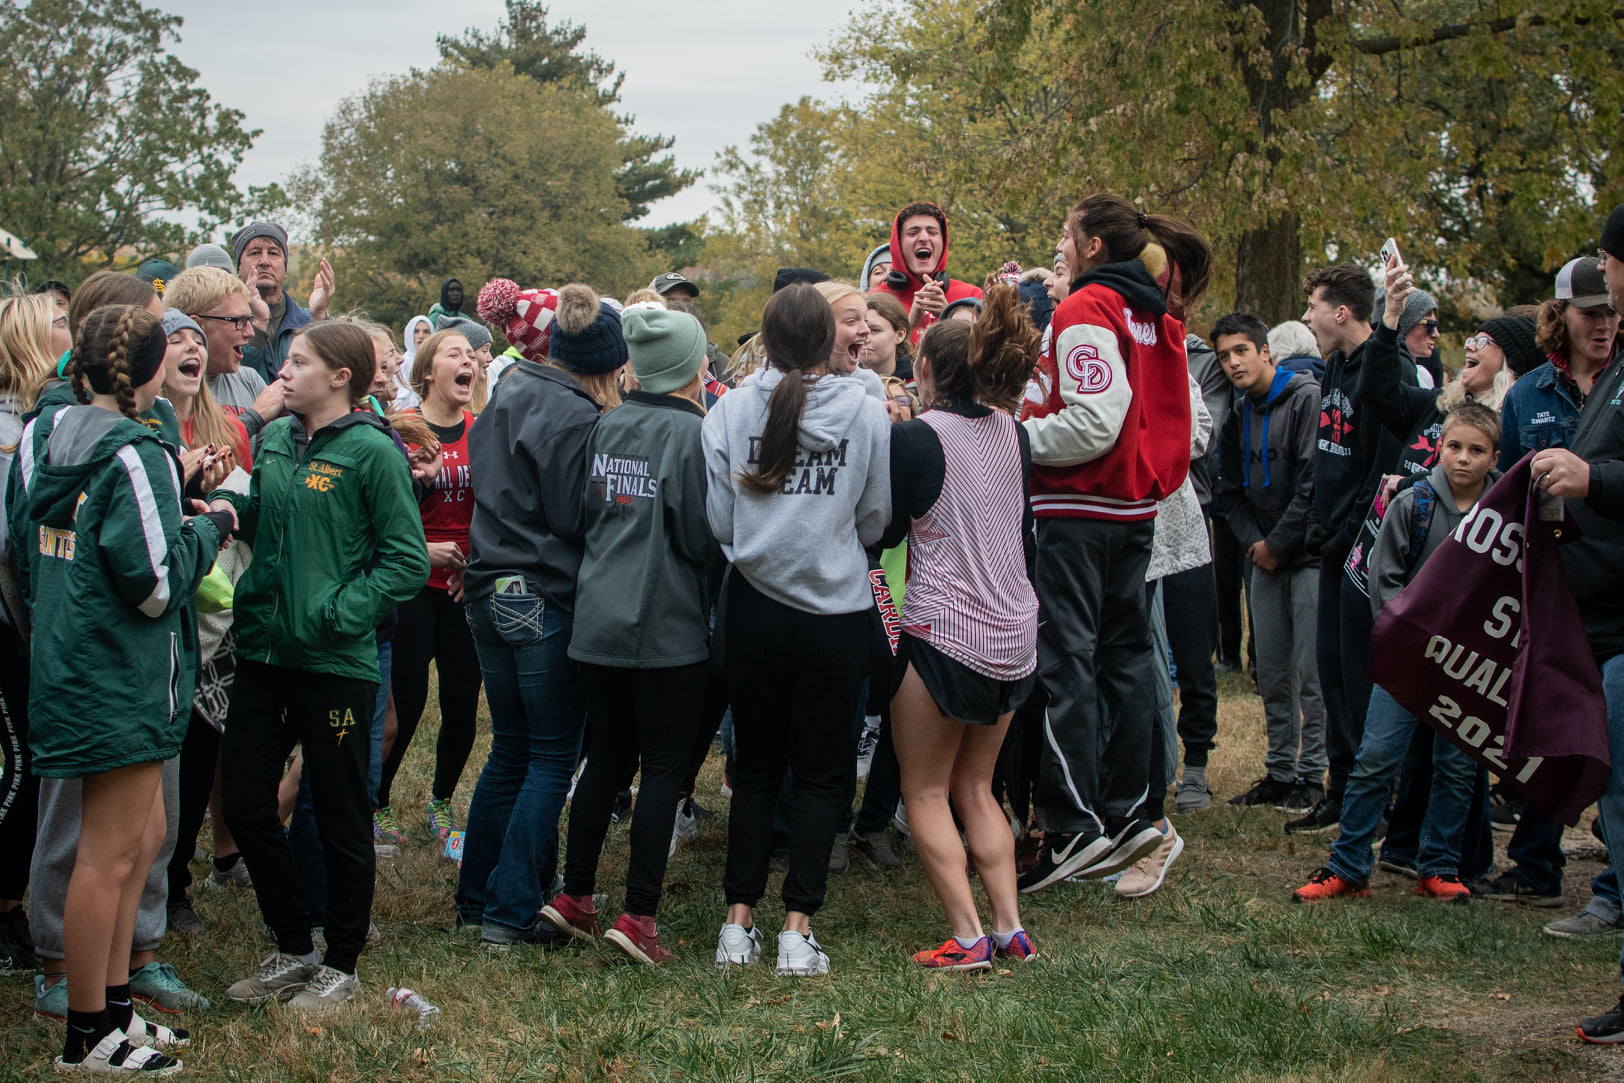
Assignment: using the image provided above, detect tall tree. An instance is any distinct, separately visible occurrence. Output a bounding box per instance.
[437,1,698,225]
[287,65,649,329]
[0,0,265,284]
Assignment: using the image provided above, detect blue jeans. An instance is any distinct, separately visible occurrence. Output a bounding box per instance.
[1583,654,1624,978]
[1328,686,1475,883]
[453,592,585,935]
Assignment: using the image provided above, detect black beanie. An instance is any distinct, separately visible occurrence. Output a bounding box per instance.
[773,268,831,293]
[548,301,627,376]
[1602,204,1624,261]
[1480,314,1541,378]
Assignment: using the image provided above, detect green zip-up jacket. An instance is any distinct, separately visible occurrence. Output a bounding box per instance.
[568,391,715,668]
[30,378,184,446]
[9,406,223,777]
[213,410,428,682]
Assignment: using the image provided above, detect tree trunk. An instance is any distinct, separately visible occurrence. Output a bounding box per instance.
[1234,211,1303,326]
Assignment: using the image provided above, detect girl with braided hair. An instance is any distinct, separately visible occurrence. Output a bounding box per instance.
[9,303,234,1074]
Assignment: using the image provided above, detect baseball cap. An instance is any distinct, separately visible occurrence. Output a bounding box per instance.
[649,271,699,297]
[1555,256,1611,309]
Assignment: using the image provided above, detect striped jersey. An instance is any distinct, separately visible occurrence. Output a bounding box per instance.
[899,409,1038,679]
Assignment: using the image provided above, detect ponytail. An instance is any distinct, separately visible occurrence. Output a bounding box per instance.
[921,285,1039,414]
[1068,194,1214,311]
[739,284,833,495]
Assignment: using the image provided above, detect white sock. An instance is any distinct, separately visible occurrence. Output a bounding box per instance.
[297,949,320,966]
[863,715,880,733]
[990,928,1022,950]
[955,935,983,950]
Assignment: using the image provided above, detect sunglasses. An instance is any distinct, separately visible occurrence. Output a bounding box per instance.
[1423,319,1438,334]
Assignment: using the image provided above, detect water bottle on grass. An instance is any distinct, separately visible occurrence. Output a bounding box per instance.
[387,987,441,1029]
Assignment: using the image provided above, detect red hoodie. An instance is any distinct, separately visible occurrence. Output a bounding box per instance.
[872,203,983,344]
[1020,261,1192,521]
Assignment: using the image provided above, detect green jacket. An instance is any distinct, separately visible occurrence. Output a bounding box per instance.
[568,391,714,668]
[10,406,222,777]
[214,410,428,682]
[31,378,184,446]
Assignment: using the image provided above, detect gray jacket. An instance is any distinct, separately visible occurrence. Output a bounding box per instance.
[702,365,891,615]
[1369,460,1497,620]
[569,392,714,668]
[1218,370,1320,571]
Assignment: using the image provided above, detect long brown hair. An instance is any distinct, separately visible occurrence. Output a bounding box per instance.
[70,305,161,423]
[1068,194,1213,311]
[67,271,156,336]
[917,284,1039,414]
[738,284,834,495]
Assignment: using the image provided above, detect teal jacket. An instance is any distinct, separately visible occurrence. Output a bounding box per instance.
[10,406,222,777]
[213,410,428,682]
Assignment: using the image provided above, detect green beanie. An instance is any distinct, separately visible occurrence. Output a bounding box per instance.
[624,307,705,394]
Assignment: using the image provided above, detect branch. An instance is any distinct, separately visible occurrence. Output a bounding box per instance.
[1353,8,1624,55]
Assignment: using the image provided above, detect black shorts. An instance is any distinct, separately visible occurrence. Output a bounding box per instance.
[894,632,1035,726]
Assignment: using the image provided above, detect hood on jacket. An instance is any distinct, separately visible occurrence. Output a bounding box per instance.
[33,407,154,527]
[288,406,390,462]
[1241,370,1313,491]
[439,278,464,316]
[1071,260,1168,319]
[887,204,950,291]
[745,365,878,454]
[402,315,433,364]
[860,244,891,291]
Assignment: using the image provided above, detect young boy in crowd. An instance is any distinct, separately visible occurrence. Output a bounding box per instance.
[1293,402,1501,904]
[1212,313,1325,812]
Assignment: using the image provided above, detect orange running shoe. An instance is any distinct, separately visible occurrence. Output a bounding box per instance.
[1415,874,1471,904]
[913,936,993,972]
[1291,867,1371,903]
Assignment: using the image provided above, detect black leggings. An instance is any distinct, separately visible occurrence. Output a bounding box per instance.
[0,620,35,901]
[167,711,222,902]
[380,586,482,807]
[564,663,707,916]
[722,571,869,917]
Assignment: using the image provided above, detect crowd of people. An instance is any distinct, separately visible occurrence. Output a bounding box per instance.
[1,191,1624,1074]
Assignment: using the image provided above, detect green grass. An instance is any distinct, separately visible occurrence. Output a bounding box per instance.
[3,669,1622,1081]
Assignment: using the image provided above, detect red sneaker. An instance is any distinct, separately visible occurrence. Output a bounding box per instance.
[1415,874,1471,904]
[539,893,601,941]
[604,913,672,964]
[1291,867,1371,903]
[994,929,1038,962]
[912,936,993,972]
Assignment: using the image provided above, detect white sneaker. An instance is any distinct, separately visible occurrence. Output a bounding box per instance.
[286,965,360,1014]
[855,720,879,780]
[55,1029,182,1075]
[774,930,830,976]
[891,802,911,839]
[204,858,252,890]
[669,798,699,857]
[714,923,761,969]
[1114,823,1185,898]
[226,952,317,1004]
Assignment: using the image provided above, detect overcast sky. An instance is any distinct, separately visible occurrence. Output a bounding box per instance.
[161,0,861,231]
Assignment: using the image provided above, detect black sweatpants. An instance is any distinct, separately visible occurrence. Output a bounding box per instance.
[381,586,482,807]
[1211,508,1248,668]
[1163,561,1220,769]
[1033,517,1156,833]
[722,572,869,917]
[564,662,707,916]
[167,711,221,902]
[1316,551,1353,800]
[222,660,377,975]
[0,621,35,901]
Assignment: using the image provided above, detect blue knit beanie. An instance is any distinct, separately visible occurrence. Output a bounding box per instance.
[547,284,627,375]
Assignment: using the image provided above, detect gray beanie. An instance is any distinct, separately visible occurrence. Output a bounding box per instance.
[186,243,236,272]
[437,316,493,353]
[1395,289,1437,341]
[230,221,289,269]
[160,308,207,348]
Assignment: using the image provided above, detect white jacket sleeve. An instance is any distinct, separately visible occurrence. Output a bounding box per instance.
[701,406,735,549]
[1188,372,1212,458]
[1022,321,1132,467]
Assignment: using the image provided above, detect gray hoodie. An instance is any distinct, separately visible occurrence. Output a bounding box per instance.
[702,365,891,615]
[1368,459,1498,621]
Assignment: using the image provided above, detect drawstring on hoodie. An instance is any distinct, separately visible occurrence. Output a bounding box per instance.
[1242,368,1296,490]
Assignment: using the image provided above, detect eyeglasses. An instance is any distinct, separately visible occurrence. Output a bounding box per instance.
[51,315,67,330]
[1464,334,1493,352]
[194,313,253,332]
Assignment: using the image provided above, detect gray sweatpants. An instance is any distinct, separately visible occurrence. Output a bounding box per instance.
[30,756,180,960]
[1249,565,1326,783]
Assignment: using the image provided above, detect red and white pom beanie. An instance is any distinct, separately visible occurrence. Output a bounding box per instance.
[477,278,559,363]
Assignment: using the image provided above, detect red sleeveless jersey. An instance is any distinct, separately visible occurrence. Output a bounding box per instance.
[416,410,475,592]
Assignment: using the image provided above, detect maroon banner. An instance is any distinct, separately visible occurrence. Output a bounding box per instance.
[1368,455,1609,825]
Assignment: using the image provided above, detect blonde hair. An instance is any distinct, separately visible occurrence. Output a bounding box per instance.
[182,376,247,464]
[731,333,767,381]
[546,283,621,411]
[0,293,59,410]
[813,280,862,309]
[623,288,664,307]
[164,266,252,316]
